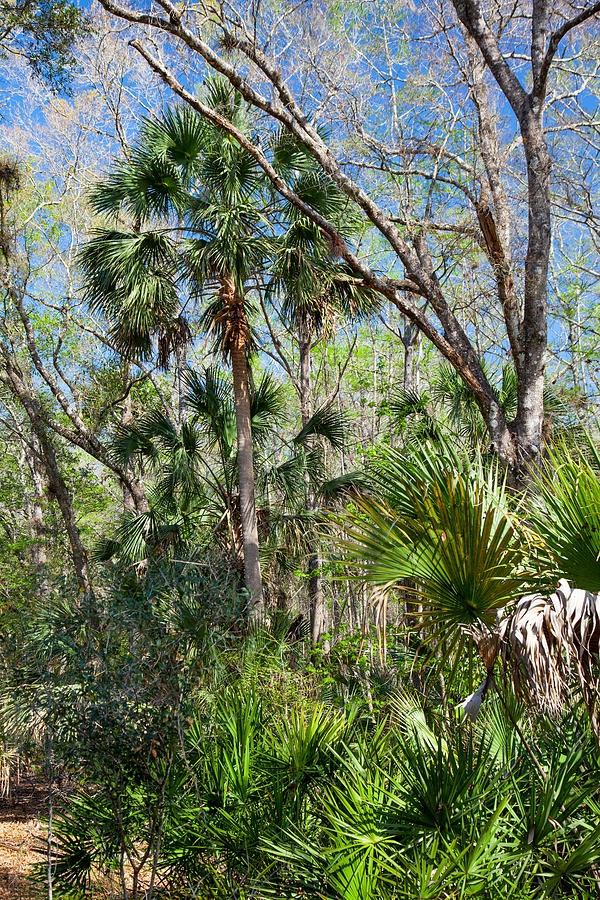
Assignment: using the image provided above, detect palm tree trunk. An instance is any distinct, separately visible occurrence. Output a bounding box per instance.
[299,322,327,649]
[230,343,264,620]
[175,341,188,423]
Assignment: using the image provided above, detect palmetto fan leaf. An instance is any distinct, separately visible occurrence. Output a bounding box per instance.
[345,484,526,635]
[79,229,180,357]
[294,403,347,451]
[185,366,236,456]
[186,217,270,294]
[342,445,530,642]
[320,470,366,502]
[89,152,185,222]
[249,372,286,446]
[531,441,600,592]
[386,387,443,442]
[431,362,489,447]
[258,454,307,508]
[367,440,477,516]
[139,104,209,175]
[270,127,315,177]
[186,367,284,461]
[201,143,262,202]
[284,171,362,235]
[110,421,158,468]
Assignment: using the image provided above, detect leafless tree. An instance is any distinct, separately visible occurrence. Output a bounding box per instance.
[94,0,600,482]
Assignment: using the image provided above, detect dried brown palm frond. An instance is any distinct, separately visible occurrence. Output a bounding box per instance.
[0,157,20,197]
[473,626,501,673]
[558,580,600,743]
[157,314,192,370]
[216,276,251,356]
[458,582,600,744]
[499,589,568,718]
[369,582,394,665]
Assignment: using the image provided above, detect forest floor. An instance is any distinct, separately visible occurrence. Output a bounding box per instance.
[0,773,45,899]
[0,776,170,899]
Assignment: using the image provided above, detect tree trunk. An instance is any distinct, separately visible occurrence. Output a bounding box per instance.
[38,433,93,605]
[121,374,137,515]
[174,341,188,423]
[299,320,327,649]
[22,438,50,598]
[1,361,93,604]
[513,106,550,464]
[402,316,419,393]
[228,325,264,620]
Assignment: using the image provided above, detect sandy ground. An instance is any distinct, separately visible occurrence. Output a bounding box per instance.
[0,774,46,899]
[0,777,183,899]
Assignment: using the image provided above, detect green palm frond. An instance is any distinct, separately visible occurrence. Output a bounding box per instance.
[110,421,158,468]
[140,104,209,176]
[186,366,236,457]
[387,387,429,422]
[531,439,600,591]
[258,454,307,506]
[386,387,444,442]
[270,128,315,177]
[79,229,180,357]
[286,171,361,234]
[431,362,489,447]
[204,76,247,127]
[89,152,185,222]
[320,470,366,502]
[108,509,165,563]
[186,226,270,292]
[294,403,347,450]
[250,373,286,445]
[341,445,531,646]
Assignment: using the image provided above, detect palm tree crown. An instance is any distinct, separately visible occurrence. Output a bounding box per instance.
[80,82,272,616]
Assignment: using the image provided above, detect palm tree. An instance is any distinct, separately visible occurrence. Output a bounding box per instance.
[80,85,271,618]
[388,361,581,452]
[99,366,284,575]
[255,401,359,617]
[268,134,377,644]
[341,437,600,747]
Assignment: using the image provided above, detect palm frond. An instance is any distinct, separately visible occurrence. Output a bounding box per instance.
[270,128,315,177]
[258,453,306,506]
[79,229,180,357]
[341,445,531,651]
[320,470,366,501]
[500,589,569,717]
[250,373,286,444]
[531,440,600,591]
[139,104,209,176]
[89,152,185,222]
[185,366,236,456]
[294,403,347,450]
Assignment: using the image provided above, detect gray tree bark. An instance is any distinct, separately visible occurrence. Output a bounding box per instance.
[97,0,600,482]
[221,275,264,619]
[298,319,327,648]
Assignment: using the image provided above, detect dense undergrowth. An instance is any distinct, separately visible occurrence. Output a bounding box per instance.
[2,559,600,900]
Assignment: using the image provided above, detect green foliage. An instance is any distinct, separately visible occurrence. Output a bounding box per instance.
[9,566,596,900]
[342,442,531,646]
[531,440,600,591]
[0,0,88,91]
